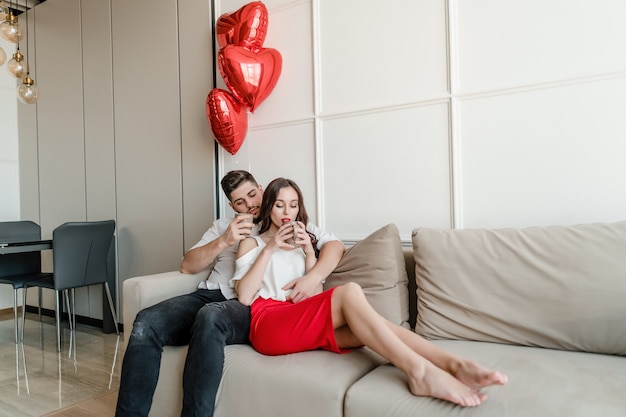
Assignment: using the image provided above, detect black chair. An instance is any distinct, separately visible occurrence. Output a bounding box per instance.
[0,221,51,344]
[25,220,119,352]
[0,220,50,394]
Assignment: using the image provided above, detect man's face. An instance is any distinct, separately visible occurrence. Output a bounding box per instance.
[228,181,263,219]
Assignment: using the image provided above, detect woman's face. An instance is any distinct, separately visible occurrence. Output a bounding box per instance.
[270,186,299,228]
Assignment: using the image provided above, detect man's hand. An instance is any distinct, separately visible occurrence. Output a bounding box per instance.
[223,214,254,246]
[283,274,323,303]
[180,214,254,274]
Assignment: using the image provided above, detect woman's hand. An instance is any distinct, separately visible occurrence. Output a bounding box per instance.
[292,221,315,254]
[267,222,299,251]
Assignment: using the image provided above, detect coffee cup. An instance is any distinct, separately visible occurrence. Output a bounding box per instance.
[284,220,299,246]
[235,212,253,222]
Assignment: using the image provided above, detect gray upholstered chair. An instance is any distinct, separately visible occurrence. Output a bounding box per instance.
[0,220,51,393]
[25,220,119,352]
[0,221,51,344]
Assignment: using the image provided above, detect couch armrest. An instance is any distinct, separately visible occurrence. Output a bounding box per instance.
[122,268,210,344]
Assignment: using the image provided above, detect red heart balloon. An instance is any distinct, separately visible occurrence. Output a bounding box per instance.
[216,1,268,52]
[218,45,282,112]
[206,88,249,155]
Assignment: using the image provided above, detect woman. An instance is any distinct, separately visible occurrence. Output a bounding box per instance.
[231,178,507,407]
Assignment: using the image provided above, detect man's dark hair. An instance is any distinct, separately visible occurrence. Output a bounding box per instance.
[220,170,259,201]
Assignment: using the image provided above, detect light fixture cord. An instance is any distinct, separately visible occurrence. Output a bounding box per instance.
[22,0,27,76]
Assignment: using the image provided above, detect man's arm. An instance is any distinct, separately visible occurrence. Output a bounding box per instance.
[180,216,253,274]
[180,235,230,274]
[285,239,344,303]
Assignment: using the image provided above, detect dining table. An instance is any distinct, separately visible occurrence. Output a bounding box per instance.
[1,235,117,334]
[0,240,53,255]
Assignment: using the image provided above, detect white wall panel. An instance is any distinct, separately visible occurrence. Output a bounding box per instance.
[179,0,217,251]
[81,0,116,320]
[112,0,184,278]
[220,121,318,220]
[318,0,448,115]
[35,0,86,234]
[455,0,626,93]
[82,0,116,223]
[0,162,19,220]
[322,104,452,242]
[0,91,17,160]
[459,77,626,229]
[252,1,314,125]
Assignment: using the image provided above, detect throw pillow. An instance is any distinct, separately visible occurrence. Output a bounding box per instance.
[324,223,410,328]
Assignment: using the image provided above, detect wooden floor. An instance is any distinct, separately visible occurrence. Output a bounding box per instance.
[0,308,122,417]
[41,390,118,417]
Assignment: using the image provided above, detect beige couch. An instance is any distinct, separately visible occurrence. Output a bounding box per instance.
[122,222,626,417]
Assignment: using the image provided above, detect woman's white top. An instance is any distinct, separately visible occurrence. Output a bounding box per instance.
[230,236,306,302]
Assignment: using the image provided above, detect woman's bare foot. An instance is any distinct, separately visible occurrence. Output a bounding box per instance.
[450,360,508,390]
[407,362,487,407]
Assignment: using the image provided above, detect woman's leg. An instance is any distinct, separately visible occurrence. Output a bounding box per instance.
[331,282,505,407]
[383,322,507,390]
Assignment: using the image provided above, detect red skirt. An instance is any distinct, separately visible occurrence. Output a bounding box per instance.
[249,287,349,356]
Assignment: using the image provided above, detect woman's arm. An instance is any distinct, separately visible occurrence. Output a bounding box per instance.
[284,232,345,303]
[234,238,275,306]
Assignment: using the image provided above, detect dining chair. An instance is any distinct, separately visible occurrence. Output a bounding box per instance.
[0,221,52,344]
[25,220,119,352]
[0,220,50,394]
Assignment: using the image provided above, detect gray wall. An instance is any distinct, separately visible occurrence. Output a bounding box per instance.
[18,0,216,319]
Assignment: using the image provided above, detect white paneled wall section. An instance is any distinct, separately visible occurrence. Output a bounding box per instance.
[218,0,626,241]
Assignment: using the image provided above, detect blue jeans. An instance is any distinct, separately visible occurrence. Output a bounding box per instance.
[115,290,250,417]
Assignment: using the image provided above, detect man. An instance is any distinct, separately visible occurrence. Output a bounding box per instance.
[115,170,344,417]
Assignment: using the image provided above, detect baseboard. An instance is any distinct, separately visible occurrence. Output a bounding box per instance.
[24,305,124,333]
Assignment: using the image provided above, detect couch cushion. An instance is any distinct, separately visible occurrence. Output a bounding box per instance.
[412,221,626,355]
[215,345,383,417]
[344,340,626,417]
[325,223,410,327]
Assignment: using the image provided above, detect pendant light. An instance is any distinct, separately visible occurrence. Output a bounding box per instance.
[0,1,10,65]
[0,2,24,43]
[0,1,8,20]
[17,0,38,104]
[7,47,26,77]
[17,73,39,103]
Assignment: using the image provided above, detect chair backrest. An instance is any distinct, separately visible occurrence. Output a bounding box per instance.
[52,220,115,290]
[0,221,42,277]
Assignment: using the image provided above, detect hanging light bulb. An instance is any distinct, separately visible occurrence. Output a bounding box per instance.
[7,48,26,77]
[17,73,39,104]
[0,1,9,21]
[0,45,6,66]
[0,10,23,43]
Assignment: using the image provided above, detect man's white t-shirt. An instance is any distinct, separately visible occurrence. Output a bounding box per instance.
[191,217,339,299]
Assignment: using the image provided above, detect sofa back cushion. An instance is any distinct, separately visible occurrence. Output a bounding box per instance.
[325,223,410,328]
[412,221,626,355]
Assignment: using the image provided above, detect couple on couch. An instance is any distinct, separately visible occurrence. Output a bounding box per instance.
[115,170,507,417]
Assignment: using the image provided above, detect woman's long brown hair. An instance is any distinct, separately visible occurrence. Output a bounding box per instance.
[258,178,319,257]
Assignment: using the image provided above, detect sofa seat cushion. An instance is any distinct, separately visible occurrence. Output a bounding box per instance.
[412,221,626,354]
[344,340,626,417]
[214,344,384,417]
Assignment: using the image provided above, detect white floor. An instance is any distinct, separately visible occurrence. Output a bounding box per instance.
[0,309,123,417]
